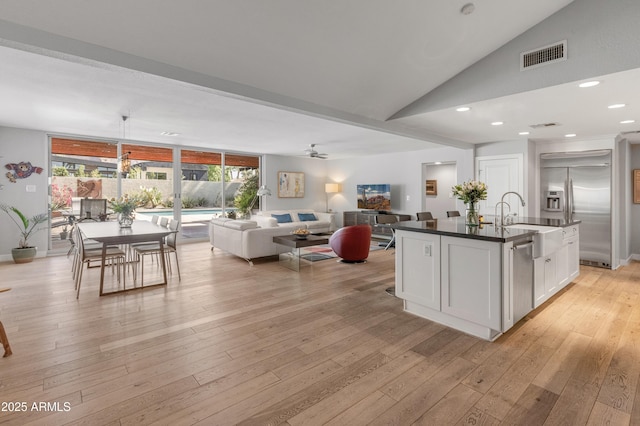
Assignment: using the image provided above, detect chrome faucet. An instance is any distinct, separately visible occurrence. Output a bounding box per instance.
[494,201,510,225]
[499,191,525,226]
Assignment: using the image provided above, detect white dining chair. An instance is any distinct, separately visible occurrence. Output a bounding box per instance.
[133,219,181,284]
[74,226,127,299]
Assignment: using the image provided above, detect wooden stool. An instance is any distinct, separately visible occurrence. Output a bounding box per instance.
[0,288,11,357]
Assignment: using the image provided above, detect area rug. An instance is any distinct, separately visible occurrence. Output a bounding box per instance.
[300,243,384,262]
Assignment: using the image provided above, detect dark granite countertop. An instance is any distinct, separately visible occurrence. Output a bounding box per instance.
[392,216,581,243]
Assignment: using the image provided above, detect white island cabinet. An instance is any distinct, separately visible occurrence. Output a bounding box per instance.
[534,224,579,307]
[441,236,502,332]
[394,219,580,341]
[395,231,441,310]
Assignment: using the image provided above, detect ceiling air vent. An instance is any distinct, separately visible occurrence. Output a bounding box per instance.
[521,40,567,71]
[530,122,561,129]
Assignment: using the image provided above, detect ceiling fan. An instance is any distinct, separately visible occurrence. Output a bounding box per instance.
[304,144,328,159]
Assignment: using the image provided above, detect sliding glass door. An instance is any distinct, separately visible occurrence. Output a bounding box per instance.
[120,142,174,227]
[179,150,260,239]
[49,138,175,252]
[50,138,119,252]
[49,137,262,251]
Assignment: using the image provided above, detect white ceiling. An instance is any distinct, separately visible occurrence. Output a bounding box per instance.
[395,66,640,144]
[0,45,432,158]
[2,0,635,159]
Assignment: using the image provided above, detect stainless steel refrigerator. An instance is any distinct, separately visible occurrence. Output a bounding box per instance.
[540,149,611,268]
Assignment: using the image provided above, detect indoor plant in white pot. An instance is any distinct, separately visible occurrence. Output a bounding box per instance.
[0,204,48,263]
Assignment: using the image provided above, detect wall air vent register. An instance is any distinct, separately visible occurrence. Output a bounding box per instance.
[521,40,567,71]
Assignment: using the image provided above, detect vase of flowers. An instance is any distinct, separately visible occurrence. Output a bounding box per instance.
[108,195,143,228]
[117,212,134,228]
[451,180,487,227]
[465,202,480,226]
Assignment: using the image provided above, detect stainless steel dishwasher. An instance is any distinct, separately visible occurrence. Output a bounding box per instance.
[512,238,534,323]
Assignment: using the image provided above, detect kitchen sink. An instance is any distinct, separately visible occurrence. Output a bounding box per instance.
[507,224,563,258]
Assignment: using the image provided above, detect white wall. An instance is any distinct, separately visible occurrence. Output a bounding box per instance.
[399,0,640,115]
[326,146,474,227]
[476,139,527,157]
[261,154,328,213]
[477,139,531,215]
[423,163,456,218]
[0,127,49,261]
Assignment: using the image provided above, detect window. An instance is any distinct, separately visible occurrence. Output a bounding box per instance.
[145,172,167,180]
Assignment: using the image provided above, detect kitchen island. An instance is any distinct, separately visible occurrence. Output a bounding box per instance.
[392,217,580,341]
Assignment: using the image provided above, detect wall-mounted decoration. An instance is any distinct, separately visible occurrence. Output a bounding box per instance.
[77,179,103,198]
[5,161,43,183]
[278,171,305,198]
[425,179,437,195]
[634,170,640,204]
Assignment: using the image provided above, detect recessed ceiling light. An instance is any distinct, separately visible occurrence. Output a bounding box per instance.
[621,120,636,124]
[434,161,442,165]
[160,131,180,136]
[565,133,577,138]
[456,106,471,112]
[579,81,600,88]
[491,121,503,126]
[608,103,626,109]
[519,131,530,136]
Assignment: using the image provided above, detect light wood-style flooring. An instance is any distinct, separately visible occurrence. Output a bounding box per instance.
[1,242,640,425]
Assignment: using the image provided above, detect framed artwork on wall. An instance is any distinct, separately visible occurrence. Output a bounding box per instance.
[278,171,305,198]
[425,179,437,195]
[634,170,640,203]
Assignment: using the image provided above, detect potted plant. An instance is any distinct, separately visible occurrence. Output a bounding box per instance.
[0,204,48,263]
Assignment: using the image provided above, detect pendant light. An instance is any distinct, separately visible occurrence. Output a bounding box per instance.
[119,115,131,175]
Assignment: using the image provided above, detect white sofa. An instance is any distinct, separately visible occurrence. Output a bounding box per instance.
[209,210,334,263]
[251,209,335,233]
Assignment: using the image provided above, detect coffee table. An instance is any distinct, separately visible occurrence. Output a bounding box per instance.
[272,234,330,271]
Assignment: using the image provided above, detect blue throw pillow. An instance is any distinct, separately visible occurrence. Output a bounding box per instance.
[298,213,317,222]
[272,213,293,223]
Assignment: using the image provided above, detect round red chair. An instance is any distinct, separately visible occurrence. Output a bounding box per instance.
[329,224,372,263]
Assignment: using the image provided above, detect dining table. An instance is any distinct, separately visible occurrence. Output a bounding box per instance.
[77,220,175,296]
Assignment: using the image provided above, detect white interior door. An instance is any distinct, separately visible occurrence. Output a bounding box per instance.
[476,154,524,218]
